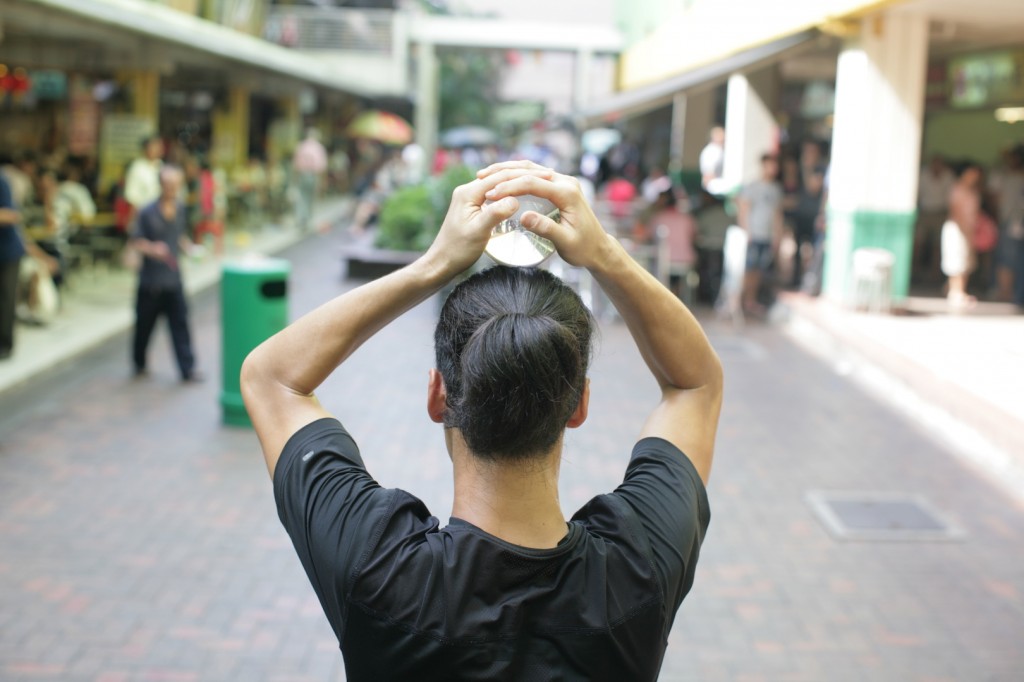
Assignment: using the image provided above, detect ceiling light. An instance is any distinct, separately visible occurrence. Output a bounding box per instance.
[995,107,1024,123]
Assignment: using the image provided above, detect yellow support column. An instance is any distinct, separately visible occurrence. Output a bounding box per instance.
[120,70,160,130]
[229,86,251,170]
[212,86,251,172]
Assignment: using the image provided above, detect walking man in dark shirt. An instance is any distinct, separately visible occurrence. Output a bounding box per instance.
[130,166,201,382]
[241,161,724,680]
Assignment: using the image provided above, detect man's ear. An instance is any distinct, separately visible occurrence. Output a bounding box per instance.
[427,369,447,424]
[567,379,590,429]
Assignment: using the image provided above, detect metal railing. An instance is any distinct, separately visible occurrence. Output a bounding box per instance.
[263,7,394,53]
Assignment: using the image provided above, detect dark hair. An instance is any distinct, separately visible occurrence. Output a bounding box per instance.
[434,266,595,461]
[954,160,980,178]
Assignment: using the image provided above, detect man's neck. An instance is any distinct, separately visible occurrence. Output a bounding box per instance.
[449,432,567,550]
[159,197,177,218]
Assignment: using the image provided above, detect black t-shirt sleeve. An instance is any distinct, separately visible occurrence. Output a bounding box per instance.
[612,437,711,613]
[273,418,394,642]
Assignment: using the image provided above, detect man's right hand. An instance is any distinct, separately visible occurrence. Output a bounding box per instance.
[133,239,172,265]
[150,241,172,262]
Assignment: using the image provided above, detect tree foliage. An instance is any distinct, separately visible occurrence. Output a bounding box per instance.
[438,48,503,131]
[376,164,477,251]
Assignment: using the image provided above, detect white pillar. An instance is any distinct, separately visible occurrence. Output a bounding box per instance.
[414,40,439,180]
[573,48,594,113]
[823,11,928,304]
[722,67,778,192]
[668,87,716,194]
[669,92,687,178]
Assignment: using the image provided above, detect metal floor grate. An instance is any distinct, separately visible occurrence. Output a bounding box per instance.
[806,490,964,542]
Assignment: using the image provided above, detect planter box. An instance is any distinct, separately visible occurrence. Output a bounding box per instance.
[341,243,422,280]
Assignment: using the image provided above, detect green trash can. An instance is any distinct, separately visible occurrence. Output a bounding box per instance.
[220,257,291,426]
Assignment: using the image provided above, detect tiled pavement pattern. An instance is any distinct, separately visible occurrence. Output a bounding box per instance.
[1,232,1023,681]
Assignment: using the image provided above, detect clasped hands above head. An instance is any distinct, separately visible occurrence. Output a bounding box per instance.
[473,159,614,268]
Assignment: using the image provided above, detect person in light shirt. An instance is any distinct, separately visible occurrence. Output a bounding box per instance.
[738,154,784,315]
[124,136,165,216]
[699,126,726,195]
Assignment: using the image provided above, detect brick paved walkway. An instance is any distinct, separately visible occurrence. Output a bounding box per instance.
[1,231,1022,681]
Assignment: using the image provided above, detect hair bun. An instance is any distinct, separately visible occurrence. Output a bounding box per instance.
[435,267,595,461]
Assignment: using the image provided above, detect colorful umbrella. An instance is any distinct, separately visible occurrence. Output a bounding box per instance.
[345,110,413,145]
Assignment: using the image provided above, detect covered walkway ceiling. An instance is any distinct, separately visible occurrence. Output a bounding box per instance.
[586,0,1022,125]
[581,30,824,124]
[901,0,1024,56]
[0,0,374,95]
[407,15,623,53]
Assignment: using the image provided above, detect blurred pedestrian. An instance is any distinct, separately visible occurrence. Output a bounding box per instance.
[790,140,826,288]
[129,166,202,382]
[124,136,165,218]
[240,160,721,681]
[266,152,289,219]
[401,143,424,187]
[39,161,98,264]
[0,172,25,360]
[193,158,224,255]
[603,170,638,221]
[700,126,726,194]
[942,162,982,310]
[649,183,698,304]
[1,151,37,209]
[56,161,97,225]
[738,153,784,316]
[640,165,669,204]
[292,128,328,233]
[348,148,408,235]
[915,154,955,284]
[989,146,1024,302]
[693,190,730,304]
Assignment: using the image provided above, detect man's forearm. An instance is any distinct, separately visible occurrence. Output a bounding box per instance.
[130,238,164,260]
[589,235,721,392]
[246,256,452,397]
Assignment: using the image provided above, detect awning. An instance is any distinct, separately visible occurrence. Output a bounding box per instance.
[3,0,374,96]
[619,0,902,90]
[582,29,819,124]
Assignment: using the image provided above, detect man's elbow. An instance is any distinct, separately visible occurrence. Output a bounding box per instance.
[705,351,725,399]
[239,347,268,410]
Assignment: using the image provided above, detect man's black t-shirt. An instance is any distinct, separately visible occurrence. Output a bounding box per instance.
[274,418,710,681]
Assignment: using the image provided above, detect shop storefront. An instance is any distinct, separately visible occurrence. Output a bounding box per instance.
[922,48,1024,167]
